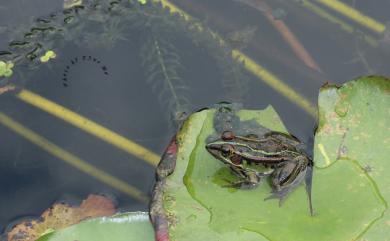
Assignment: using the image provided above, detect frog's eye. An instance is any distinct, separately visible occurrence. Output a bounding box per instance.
[221,144,233,155]
[221,131,235,141]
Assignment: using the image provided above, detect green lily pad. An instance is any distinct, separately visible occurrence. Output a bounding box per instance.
[162,90,387,241]
[36,212,154,241]
[314,76,390,240]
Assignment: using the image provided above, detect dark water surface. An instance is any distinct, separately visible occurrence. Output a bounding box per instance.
[1,0,390,233]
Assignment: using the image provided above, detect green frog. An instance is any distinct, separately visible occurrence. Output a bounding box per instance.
[206,130,313,215]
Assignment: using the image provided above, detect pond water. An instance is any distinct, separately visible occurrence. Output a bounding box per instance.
[0,0,389,235]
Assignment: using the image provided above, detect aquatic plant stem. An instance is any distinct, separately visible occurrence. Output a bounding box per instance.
[261,2,323,73]
[316,0,386,34]
[296,0,377,47]
[237,0,323,73]
[153,37,183,113]
[157,0,317,118]
[178,0,328,84]
[15,89,161,166]
[232,50,317,117]
[0,112,149,203]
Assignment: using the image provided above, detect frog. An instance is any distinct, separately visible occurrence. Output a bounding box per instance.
[206,130,314,215]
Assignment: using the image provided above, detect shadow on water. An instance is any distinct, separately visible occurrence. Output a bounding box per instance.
[1,0,390,233]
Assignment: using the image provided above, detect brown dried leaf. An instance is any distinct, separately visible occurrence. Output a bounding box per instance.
[0,85,15,95]
[7,194,116,241]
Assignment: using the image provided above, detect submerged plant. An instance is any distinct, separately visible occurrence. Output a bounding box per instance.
[82,16,129,49]
[141,35,190,116]
[184,25,251,103]
[0,0,250,118]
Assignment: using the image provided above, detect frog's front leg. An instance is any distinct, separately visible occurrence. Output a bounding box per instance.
[229,165,247,179]
[224,168,261,189]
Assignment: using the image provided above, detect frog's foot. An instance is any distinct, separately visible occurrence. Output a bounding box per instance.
[221,178,260,189]
[264,188,290,206]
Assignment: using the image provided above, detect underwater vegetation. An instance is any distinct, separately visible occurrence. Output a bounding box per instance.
[140,36,190,119]
[0,0,249,124]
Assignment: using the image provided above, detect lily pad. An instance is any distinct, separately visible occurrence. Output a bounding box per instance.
[36,212,154,241]
[157,84,388,241]
[314,76,390,240]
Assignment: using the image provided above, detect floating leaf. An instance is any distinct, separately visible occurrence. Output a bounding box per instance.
[314,76,390,240]
[36,212,154,241]
[39,50,56,63]
[0,60,14,77]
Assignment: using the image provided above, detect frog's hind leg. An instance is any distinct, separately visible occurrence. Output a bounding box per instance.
[264,164,307,206]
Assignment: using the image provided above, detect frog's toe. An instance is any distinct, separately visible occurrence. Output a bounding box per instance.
[264,190,289,206]
[264,193,279,202]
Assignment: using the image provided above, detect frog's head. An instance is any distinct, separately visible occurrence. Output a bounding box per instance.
[206,131,252,167]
